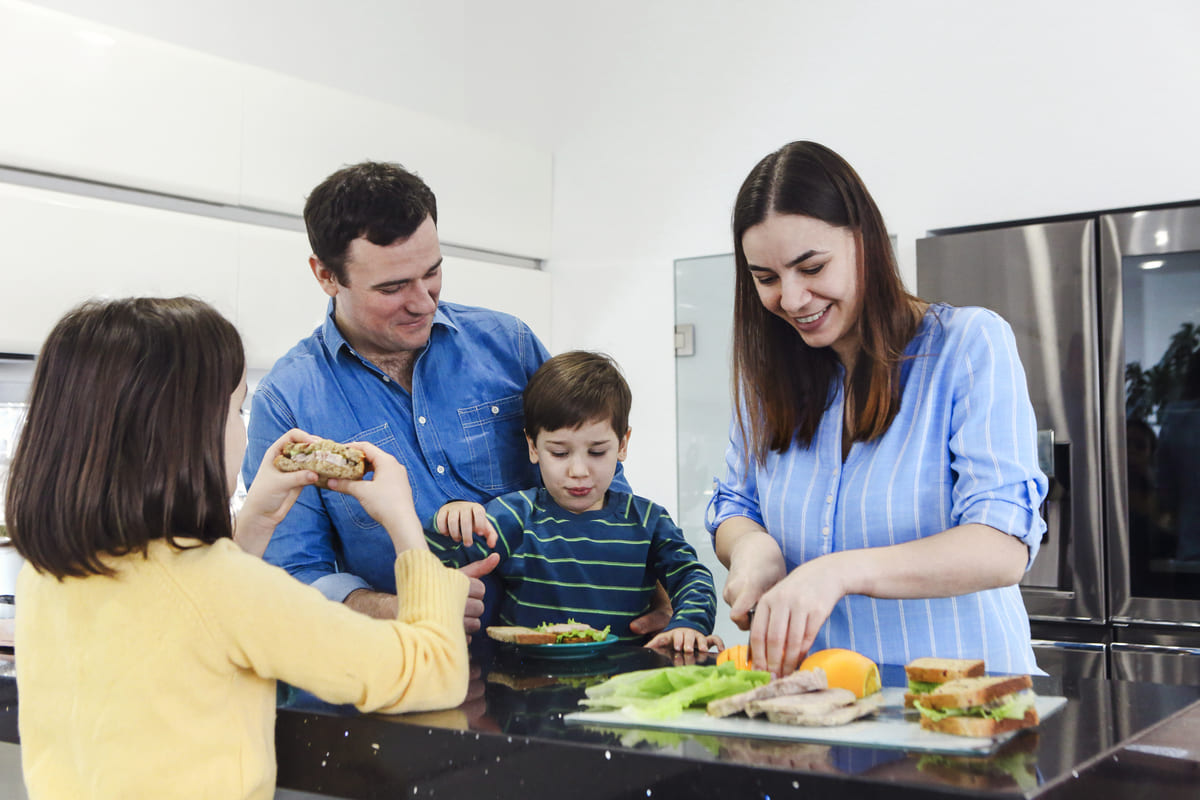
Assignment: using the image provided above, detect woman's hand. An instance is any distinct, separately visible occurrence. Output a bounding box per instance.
[235,429,320,557]
[328,442,426,555]
[717,521,787,630]
[435,501,497,548]
[749,554,850,676]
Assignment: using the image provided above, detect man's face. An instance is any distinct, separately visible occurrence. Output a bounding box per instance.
[312,216,443,358]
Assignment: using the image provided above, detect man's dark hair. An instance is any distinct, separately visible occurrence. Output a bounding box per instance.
[523,351,632,441]
[303,161,438,284]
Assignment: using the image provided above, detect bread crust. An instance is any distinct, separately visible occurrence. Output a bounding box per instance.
[274,439,366,486]
[919,707,1039,737]
[486,626,557,645]
[904,657,985,684]
[918,675,1033,710]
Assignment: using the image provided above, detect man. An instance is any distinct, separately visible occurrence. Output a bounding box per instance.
[243,162,667,635]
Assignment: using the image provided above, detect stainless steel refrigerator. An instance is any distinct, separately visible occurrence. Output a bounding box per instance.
[917,202,1200,685]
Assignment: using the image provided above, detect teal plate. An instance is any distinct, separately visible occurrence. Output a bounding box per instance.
[509,633,620,660]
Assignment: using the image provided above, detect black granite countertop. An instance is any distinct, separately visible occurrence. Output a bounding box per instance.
[1,644,1198,799]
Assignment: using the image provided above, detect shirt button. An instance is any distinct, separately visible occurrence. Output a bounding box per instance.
[826,495,833,504]
[491,406,500,414]
[381,375,390,383]
[822,526,830,535]
[436,465,445,474]
[418,416,427,425]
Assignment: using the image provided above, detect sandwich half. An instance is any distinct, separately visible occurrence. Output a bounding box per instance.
[904,657,985,708]
[274,439,366,487]
[913,675,1039,737]
[536,621,610,644]
[486,626,557,645]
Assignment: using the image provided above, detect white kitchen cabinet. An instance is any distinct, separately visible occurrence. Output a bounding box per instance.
[239,68,553,259]
[0,182,240,355]
[0,0,243,204]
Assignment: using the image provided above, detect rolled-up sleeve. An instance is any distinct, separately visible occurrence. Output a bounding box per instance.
[706,414,766,535]
[946,310,1049,567]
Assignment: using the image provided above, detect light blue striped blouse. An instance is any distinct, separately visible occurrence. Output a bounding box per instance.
[707,304,1048,672]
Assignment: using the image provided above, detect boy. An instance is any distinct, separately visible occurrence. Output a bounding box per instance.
[435,351,718,650]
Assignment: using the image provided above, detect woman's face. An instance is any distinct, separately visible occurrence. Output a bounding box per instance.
[741,213,864,368]
[224,373,248,498]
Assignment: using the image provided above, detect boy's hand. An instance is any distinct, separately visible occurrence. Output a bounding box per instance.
[328,442,426,554]
[236,429,321,557]
[435,501,498,549]
[644,628,722,654]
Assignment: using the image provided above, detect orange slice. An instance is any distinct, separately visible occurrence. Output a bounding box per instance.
[715,643,753,670]
[799,648,881,698]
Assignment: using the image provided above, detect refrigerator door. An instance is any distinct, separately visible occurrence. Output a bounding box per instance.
[1111,626,1200,686]
[1101,205,1200,625]
[917,219,1105,624]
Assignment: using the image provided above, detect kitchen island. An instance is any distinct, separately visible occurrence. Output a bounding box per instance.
[0,643,1197,799]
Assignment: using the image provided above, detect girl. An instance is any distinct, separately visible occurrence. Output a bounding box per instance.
[5,297,470,799]
[708,141,1048,676]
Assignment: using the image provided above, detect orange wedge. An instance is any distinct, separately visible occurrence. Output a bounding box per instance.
[799,648,881,698]
[716,643,753,670]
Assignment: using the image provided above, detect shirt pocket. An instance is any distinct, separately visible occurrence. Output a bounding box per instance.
[332,423,398,530]
[457,393,527,493]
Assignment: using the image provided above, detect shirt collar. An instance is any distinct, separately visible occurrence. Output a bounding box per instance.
[320,298,459,358]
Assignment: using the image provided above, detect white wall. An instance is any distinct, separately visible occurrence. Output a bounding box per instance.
[21,0,1200,518]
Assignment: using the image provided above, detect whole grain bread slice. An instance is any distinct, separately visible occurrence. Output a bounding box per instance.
[486,626,557,645]
[917,675,1033,710]
[904,657,986,684]
[919,707,1039,737]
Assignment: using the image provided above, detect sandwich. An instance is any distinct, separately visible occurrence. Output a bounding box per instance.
[274,439,366,487]
[535,620,610,644]
[486,626,557,645]
[904,657,985,708]
[486,620,611,646]
[912,674,1039,737]
[751,688,885,727]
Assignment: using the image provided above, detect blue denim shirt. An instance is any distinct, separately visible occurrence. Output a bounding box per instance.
[242,300,561,602]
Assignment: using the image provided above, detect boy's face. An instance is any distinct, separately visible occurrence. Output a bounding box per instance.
[527,417,630,513]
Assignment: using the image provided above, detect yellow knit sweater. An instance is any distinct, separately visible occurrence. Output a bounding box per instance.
[15,539,469,799]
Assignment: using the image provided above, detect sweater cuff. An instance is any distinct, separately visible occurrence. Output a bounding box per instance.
[394,549,469,627]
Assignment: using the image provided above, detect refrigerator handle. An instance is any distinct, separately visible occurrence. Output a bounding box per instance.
[1025,430,1072,589]
[1111,642,1200,657]
[1038,429,1070,502]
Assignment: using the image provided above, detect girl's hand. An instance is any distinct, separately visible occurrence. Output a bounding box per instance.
[235,429,321,557]
[722,531,787,630]
[749,554,849,676]
[435,501,497,548]
[326,442,426,555]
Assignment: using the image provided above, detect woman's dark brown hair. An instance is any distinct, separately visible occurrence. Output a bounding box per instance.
[5,297,245,578]
[732,141,919,463]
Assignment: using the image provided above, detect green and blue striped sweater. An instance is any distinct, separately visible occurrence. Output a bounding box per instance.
[463,488,716,642]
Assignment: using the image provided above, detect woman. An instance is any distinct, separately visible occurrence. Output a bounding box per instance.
[707,141,1047,676]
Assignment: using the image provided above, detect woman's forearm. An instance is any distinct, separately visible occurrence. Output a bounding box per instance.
[830,523,1028,600]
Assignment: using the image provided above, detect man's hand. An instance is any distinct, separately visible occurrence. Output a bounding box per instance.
[628,582,673,636]
[435,501,498,549]
[459,553,500,639]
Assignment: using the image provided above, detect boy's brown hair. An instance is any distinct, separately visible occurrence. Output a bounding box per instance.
[523,351,631,440]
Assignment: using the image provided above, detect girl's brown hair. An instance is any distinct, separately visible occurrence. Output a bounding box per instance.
[731,141,919,463]
[5,297,245,578]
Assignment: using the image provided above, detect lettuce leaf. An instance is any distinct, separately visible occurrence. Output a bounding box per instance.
[914,691,1036,723]
[581,662,771,720]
